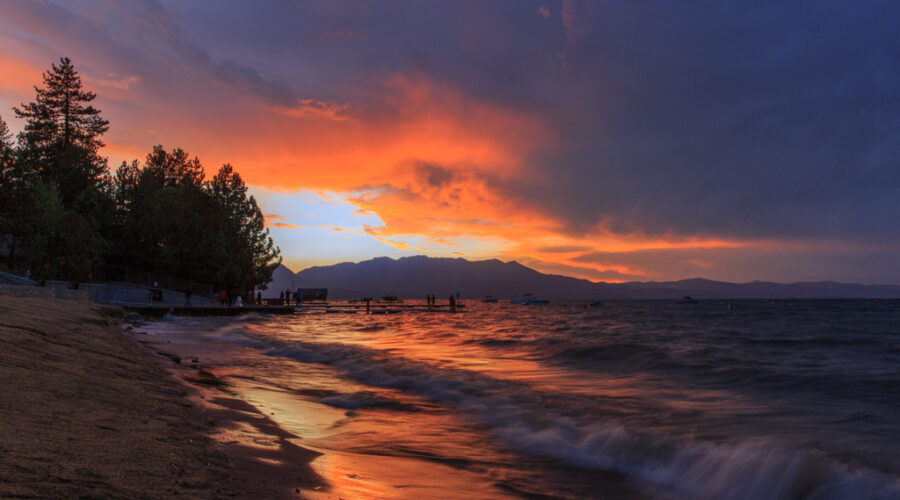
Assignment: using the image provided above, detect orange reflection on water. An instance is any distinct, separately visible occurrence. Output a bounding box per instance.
[305,450,515,500]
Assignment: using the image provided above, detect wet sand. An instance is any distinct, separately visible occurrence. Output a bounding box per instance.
[0,296,323,499]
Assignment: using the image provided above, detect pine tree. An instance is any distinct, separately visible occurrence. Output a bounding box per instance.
[10,58,112,279]
[0,114,12,151]
[210,164,281,292]
[14,57,110,208]
[14,57,108,153]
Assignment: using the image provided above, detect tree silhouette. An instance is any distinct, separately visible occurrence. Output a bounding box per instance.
[14,57,110,210]
[209,163,281,293]
[14,57,108,153]
[0,114,12,151]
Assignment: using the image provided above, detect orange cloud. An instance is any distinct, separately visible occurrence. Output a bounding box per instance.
[263,214,303,229]
[362,225,412,251]
[92,73,140,90]
[270,99,351,122]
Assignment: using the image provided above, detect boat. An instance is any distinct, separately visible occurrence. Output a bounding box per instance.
[513,293,548,305]
[589,301,603,307]
[676,296,699,304]
[482,296,499,303]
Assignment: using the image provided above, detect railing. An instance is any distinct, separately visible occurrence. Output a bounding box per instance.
[112,288,153,306]
[93,265,213,297]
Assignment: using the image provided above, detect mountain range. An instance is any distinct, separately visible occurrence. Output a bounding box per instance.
[264,255,900,300]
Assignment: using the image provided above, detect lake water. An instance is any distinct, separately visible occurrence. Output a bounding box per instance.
[144,300,900,499]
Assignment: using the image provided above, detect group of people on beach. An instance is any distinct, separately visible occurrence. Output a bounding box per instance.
[211,289,263,307]
[279,289,302,306]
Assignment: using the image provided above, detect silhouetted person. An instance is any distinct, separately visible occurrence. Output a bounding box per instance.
[257,291,262,305]
[279,290,285,305]
[449,294,456,313]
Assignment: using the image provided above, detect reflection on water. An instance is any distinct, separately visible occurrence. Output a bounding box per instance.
[146,300,900,499]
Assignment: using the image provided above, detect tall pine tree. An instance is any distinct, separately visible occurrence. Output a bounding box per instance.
[210,164,281,294]
[14,57,110,209]
[10,57,112,280]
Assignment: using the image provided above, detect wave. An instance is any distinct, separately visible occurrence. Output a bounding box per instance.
[744,337,886,347]
[495,420,900,500]
[215,330,900,499]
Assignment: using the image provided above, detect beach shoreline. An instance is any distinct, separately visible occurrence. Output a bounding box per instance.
[0,296,322,499]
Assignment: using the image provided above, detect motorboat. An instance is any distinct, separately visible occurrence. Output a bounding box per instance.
[513,294,548,305]
[676,296,699,304]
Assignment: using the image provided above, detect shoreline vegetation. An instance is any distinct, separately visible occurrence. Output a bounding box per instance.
[0,57,280,300]
[0,296,322,499]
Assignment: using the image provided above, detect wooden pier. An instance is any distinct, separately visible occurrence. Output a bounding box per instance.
[296,302,466,314]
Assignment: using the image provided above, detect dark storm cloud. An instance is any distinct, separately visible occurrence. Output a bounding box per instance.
[501,1,900,240]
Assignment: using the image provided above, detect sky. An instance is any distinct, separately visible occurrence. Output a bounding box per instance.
[1,0,898,284]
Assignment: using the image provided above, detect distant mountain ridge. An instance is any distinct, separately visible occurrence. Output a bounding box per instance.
[264,255,900,300]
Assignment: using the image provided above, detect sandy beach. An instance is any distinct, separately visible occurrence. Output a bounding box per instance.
[0,296,322,499]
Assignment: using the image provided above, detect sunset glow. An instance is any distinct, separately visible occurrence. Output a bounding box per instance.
[2,1,898,283]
